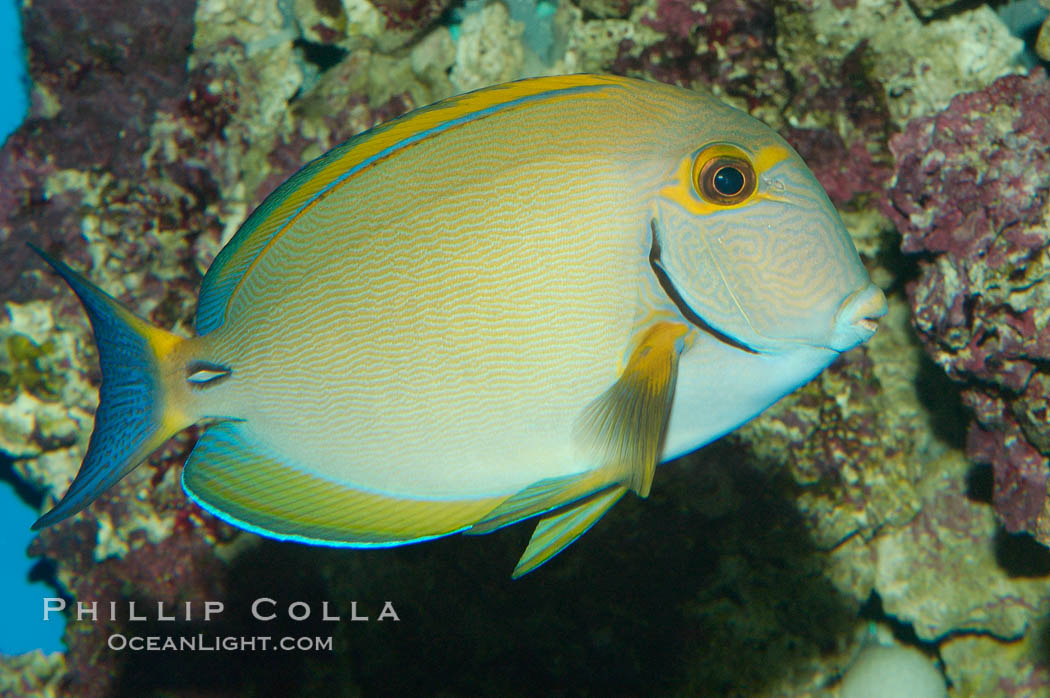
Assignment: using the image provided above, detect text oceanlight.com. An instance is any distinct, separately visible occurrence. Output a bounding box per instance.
[107,634,334,652]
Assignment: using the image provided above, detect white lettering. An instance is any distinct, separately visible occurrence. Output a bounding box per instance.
[43,597,66,621]
[252,597,276,621]
[322,601,340,621]
[77,601,97,622]
[157,602,175,621]
[378,602,399,621]
[288,601,310,621]
[349,601,368,622]
[108,633,127,650]
[204,601,224,621]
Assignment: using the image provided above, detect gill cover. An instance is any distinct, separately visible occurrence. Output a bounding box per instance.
[652,139,870,352]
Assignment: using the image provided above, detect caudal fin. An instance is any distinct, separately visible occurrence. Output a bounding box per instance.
[30,244,190,529]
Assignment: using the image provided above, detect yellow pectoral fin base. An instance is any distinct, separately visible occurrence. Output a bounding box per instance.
[574,321,688,497]
[470,322,688,576]
[182,422,502,547]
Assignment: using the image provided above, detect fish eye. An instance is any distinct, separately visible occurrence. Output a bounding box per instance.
[693,146,756,206]
[713,166,744,196]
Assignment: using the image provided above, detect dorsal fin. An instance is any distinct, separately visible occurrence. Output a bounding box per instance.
[194,74,633,335]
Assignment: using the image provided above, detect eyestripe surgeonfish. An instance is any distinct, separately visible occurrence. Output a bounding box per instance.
[31,74,887,577]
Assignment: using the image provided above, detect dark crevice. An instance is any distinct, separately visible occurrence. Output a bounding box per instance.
[0,451,47,510]
[878,229,922,298]
[293,38,348,73]
[994,528,1050,578]
[907,0,997,24]
[914,351,969,449]
[965,462,995,504]
[858,592,945,663]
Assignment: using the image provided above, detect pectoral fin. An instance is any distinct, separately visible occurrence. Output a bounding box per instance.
[511,485,627,578]
[470,321,687,539]
[468,321,688,577]
[573,321,688,497]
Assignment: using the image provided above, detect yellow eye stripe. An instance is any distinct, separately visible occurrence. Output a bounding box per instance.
[658,142,793,216]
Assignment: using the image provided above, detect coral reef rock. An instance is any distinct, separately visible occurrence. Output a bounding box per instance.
[2,0,1049,694]
[884,69,1050,543]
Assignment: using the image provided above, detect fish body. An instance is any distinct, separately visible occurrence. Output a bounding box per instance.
[32,75,886,576]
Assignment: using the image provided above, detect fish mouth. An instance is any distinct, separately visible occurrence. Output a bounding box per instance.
[827,283,888,351]
[855,317,879,334]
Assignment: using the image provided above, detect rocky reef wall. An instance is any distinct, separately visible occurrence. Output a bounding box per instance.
[1,0,1048,695]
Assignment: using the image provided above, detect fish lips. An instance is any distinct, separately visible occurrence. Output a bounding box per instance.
[824,283,888,352]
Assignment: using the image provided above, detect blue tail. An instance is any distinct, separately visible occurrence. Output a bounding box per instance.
[30,244,188,529]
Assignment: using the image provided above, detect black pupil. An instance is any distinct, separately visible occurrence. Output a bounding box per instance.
[713,166,745,196]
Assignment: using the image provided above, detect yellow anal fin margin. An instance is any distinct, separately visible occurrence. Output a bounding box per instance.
[573,321,688,497]
[183,422,502,546]
[512,486,627,578]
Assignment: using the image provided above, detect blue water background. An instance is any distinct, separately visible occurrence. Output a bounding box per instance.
[0,0,65,656]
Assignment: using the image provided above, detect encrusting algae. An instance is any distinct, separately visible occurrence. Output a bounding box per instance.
[1,0,1048,695]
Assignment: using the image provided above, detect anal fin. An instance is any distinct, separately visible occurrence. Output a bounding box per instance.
[512,485,627,578]
[183,422,502,547]
[467,468,610,535]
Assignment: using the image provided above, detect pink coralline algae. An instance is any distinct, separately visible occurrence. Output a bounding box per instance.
[373,0,455,34]
[614,7,892,210]
[883,69,1050,538]
[614,0,783,102]
[781,43,894,209]
[783,127,889,208]
[0,0,202,302]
